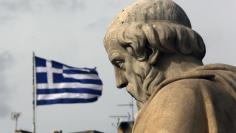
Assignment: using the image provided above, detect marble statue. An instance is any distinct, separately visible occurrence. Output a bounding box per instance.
[103,0,236,132]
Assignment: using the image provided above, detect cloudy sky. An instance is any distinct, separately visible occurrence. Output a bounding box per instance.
[0,0,236,133]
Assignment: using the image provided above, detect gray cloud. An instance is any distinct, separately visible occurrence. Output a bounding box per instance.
[0,0,86,11]
[0,0,86,22]
[84,17,110,31]
[0,0,31,12]
[0,51,13,118]
[50,0,86,11]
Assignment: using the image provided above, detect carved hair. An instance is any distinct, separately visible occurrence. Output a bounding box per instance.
[104,0,206,64]
[107,0,192,29]
[104,21,206,64]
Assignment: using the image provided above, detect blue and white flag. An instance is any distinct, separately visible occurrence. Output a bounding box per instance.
[34,56,103,105]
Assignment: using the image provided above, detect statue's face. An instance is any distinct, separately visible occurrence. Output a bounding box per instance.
[105,42,150,102]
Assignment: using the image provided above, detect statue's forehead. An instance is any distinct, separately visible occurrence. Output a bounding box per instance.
[105,38,126,55]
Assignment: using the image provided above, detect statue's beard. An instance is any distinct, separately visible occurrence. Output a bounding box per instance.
[126,67,165,107]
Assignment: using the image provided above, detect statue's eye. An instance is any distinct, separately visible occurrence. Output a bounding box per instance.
[113,60,125,70]
[110,52,125,69]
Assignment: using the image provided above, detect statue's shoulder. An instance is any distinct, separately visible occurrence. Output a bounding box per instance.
[150,77,218,105]
[153,78,205,102]
[153,78,209,99]
[133,78,208,132]
[134,76,236,132]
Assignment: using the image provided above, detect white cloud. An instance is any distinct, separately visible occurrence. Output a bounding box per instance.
[0,0,86,11]
[0,0,87,22]
[0,51,14,118]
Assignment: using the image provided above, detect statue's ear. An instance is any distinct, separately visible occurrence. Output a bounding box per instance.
[142,24,160,65]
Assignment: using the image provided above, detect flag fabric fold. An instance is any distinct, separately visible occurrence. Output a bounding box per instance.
[34,56,103,105]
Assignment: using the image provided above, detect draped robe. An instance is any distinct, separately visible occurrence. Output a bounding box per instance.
[133,64,236,133]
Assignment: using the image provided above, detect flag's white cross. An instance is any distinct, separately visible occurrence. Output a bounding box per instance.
[46,61,54,88]
[36,61,63,89]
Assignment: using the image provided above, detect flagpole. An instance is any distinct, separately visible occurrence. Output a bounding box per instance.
[32,52,36,133]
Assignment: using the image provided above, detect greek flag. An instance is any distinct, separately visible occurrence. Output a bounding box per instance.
[34,56,103,105]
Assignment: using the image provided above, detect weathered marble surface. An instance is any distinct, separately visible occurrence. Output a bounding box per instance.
[103,0,236,132]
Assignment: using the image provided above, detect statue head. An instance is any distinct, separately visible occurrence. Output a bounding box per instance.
[103,0,206,107]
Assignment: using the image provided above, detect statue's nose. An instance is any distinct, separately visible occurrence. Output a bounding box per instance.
[116,81,128,88]
[115,68,128,88]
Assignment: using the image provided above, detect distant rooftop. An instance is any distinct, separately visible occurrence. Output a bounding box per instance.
[15,130,32,133]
